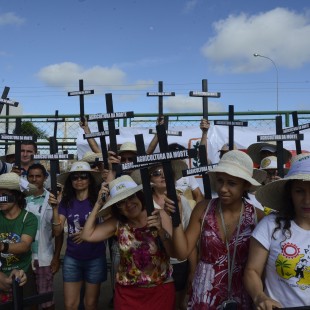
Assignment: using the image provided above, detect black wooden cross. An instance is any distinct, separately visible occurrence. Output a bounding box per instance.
[32,148,74,196]
[189,79,221,120]
[282,111,310,155]
[214,105,248,150]
[0,118,36,169]
[147,81,181,136]
[0,275,53,310]
[257,115,303,178]
[133,124,198,227]
[46,110,65,143]
[86,93,134,171]
[68,79,94,124]
[0,86,19,115]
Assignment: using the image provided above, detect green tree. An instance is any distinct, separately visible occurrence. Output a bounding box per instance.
[14,121,48,140]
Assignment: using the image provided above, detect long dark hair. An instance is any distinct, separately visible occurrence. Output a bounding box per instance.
[111,190,145,223]
[272,180,295,241]
[8,189,26,209]
[61,173,99,208]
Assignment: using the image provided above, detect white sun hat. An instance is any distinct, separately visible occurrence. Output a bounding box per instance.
[0,172,37,196]
[255,153,310,210]
[0,145,15,161]
[57,161,103,186]
[119,142,137,154]
[81,151,103,163]
[260,156,289,175]
[247,141,292,165]
[98,175,143,217]
[208,150,261,192]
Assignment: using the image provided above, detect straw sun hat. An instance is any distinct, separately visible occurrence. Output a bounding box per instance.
[0,144,15,161]
[119,142,137,154]
[57,161,103,186]
[255,153,310,210]
[81,151,103,163]
[0,172,37,196]
[247,141,292,165]
[98,175,143,217]
[259,156,289,175]
[208,150,261,192]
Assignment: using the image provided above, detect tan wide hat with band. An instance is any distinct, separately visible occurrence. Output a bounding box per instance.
[0,144,15,161]
[98,175,143,217]
[208,150,261,192]
[57,161,103,186]
[255,153,310,210]
[0,172,37,196]
[81,151,103,163]
[119,142,137,154]
[247,141,292,165]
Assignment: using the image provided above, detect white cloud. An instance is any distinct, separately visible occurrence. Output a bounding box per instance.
[201,8,310,73]
[164,95,225,113]
[0,12,25,26]
[183,0,199,13]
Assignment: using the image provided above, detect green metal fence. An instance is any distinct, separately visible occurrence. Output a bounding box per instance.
[1,110,310,156]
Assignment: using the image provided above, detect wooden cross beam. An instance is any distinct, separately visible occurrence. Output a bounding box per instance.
[257,115,303,178]
[189,79,221,120]
[147,80,176,130]
[33,148,74,196]
[68,79,94,124]
[282,111,310,155]
[87,93,134,171]
[46,110,65,141]
[214,105,248,150]
[0,86,19,115]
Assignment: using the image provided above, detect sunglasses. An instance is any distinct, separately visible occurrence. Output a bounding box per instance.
[116,194,137,208]
[70,172,90,181]
[150,169,164,177]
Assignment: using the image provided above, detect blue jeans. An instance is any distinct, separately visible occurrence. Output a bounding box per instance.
[63,255,107,284]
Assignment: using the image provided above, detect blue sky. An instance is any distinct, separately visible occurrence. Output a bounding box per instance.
[1,0,310,117]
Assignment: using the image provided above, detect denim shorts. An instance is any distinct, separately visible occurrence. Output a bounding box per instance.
[63,255,107,284]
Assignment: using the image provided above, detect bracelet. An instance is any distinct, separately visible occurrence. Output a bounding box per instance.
[1,242,9,253]
[52,221,61,226]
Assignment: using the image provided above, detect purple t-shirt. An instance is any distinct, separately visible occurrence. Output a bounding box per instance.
[59,198,105,260]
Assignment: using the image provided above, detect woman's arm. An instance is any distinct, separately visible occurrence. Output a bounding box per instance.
[81,184,117,242]
[244,237,282,309]
[166,197,206,260]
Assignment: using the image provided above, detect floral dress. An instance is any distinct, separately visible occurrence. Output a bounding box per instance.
[116,222,173,286]
[188,198,256,310]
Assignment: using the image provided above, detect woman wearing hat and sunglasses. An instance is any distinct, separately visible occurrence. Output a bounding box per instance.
[244,153,310,309]
[81,175,176,310]
[167,150,265,309]
[49,161,107,310]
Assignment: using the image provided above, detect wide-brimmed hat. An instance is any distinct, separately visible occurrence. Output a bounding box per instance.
[0,145,15,161]
[253,169,267,185]
[219,143,237,152]
[0,173,37,196]
[259,156,289,175]
[119,142,137,154]
[81,151,103,163]
[57,161,103,186]
[98,175,143,217]
[247,142,292,165]
[255,153,310,210]
[208,150,261,191]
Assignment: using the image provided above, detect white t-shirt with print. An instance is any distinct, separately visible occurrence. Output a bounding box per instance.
[252,214,310,307]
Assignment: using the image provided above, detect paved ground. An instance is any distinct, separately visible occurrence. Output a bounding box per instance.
[53,263,113,309]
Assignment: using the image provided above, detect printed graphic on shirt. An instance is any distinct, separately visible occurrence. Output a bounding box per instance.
[0,232,20,266]
[275,242,310,289]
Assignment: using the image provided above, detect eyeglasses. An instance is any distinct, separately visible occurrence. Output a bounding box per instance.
[150,169,164,177]
[116,194,137,208]
[70,172,90,181]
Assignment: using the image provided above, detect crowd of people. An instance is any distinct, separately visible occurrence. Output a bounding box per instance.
[0,117,310,310]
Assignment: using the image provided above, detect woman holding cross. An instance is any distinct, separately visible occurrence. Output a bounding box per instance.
[167,150,265,309]
[81,174,176,310]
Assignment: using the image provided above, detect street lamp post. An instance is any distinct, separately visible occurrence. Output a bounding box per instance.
[253,53,279,112]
